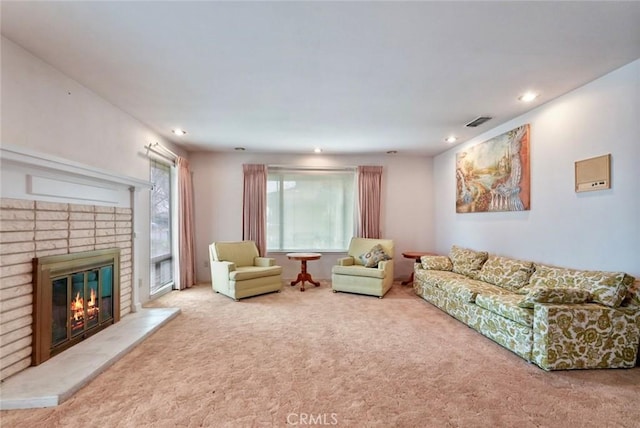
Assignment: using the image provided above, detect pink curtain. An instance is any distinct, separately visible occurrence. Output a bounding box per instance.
[357,166,383,239]
[177,156,196,290]
[242,164,267,256]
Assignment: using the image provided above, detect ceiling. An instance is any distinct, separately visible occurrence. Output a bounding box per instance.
[2,1,639,156]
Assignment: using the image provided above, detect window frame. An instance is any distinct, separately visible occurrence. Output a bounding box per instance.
[149,159,176,296]
[266,166,356,253]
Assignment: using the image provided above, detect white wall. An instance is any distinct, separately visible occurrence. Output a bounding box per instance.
[191,152,434,282]
[1,36,186,304]
[433,59,640,277]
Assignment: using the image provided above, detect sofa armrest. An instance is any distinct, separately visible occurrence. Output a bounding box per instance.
[254,257,275,267]
[337,256,354,266]
[532,303,639,370]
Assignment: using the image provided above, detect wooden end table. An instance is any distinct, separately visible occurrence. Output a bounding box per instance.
[401,251,436,285]
[287,252,322,291]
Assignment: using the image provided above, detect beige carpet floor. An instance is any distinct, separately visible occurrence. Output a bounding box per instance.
[1,281,639,427]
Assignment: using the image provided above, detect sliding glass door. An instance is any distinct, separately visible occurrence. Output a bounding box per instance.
[150,160,174,296]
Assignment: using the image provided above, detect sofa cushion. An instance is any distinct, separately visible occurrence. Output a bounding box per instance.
[420,255,453,271]
[517,287,591,309]
[475,294,534,327]
[477,255,534,292]
[359,244,392,268]
[422,270,509,302]
[529,264,629,308]
[449,245,488,278]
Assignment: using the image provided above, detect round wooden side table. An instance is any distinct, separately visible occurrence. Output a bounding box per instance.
[286,252,322,291]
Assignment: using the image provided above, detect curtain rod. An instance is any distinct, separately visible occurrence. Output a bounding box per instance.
[267,165,356,171]
[144,142,177,163]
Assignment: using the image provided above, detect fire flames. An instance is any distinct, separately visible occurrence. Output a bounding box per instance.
[70,292,84,321]
[70,288,99,327]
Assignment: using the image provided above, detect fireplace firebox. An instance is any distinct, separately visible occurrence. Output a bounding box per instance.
[32,249,120,365]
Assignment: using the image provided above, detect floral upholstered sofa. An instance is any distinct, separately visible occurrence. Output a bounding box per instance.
[413,245,640,370]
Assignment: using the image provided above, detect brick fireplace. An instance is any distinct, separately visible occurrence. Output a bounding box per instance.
[0,198,133,380]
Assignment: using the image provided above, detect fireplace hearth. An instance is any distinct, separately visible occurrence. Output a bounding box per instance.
[33,249,121,365]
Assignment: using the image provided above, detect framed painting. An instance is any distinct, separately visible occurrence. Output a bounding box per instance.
[456,124,530,213]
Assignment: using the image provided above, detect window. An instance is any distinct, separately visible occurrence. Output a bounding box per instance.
[150,160,174,295]
[267,168,355,252]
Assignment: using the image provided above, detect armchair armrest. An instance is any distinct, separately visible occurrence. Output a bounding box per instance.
[211,261,236,293]
[255,257,275,267]
[337,256,355,266]
[377,259,393,270]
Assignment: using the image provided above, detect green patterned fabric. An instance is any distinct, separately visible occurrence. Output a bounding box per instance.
[449,245,488,278]
[413,256,640,370]
[476,294,534,327]
[434,275,510,303]
[477,255,534,291]
[417,277,533,360]
[518,287,591,309]
[359,244,391,268]
[622,277,640,306]
[532,304,640,370]
[529,264,630,308]
[416,269,509,302]
[475,310,533,360]
[420,255,453,271]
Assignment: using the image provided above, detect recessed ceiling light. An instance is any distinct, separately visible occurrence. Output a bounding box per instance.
[314,147,322,153]
[518,92,539,102]
[172,128,187,136]
[445,136,457,143]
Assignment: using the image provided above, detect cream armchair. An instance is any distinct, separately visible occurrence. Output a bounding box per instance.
[209,241,282,301]
[332,237,395,298]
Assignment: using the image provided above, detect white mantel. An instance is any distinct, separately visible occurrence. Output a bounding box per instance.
[1,144,151,207]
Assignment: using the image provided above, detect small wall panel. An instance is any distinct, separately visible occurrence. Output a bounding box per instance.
[575,154,611,192]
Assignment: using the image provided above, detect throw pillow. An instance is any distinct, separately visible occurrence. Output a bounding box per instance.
[477,255,534,292]
[517,287,591,309]
[449,245,488,278]
[359,244,391,268]
[529,264,629,308]
[622,276,640,306]
[420,255,453,271]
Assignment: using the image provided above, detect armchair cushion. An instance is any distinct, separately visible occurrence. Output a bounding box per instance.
[332,264,387,279]
[230,266,283,281]
[211,240,259,267]
[359,244,392,268]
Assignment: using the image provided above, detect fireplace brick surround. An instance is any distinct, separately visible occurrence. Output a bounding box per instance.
[0,197,133,381]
